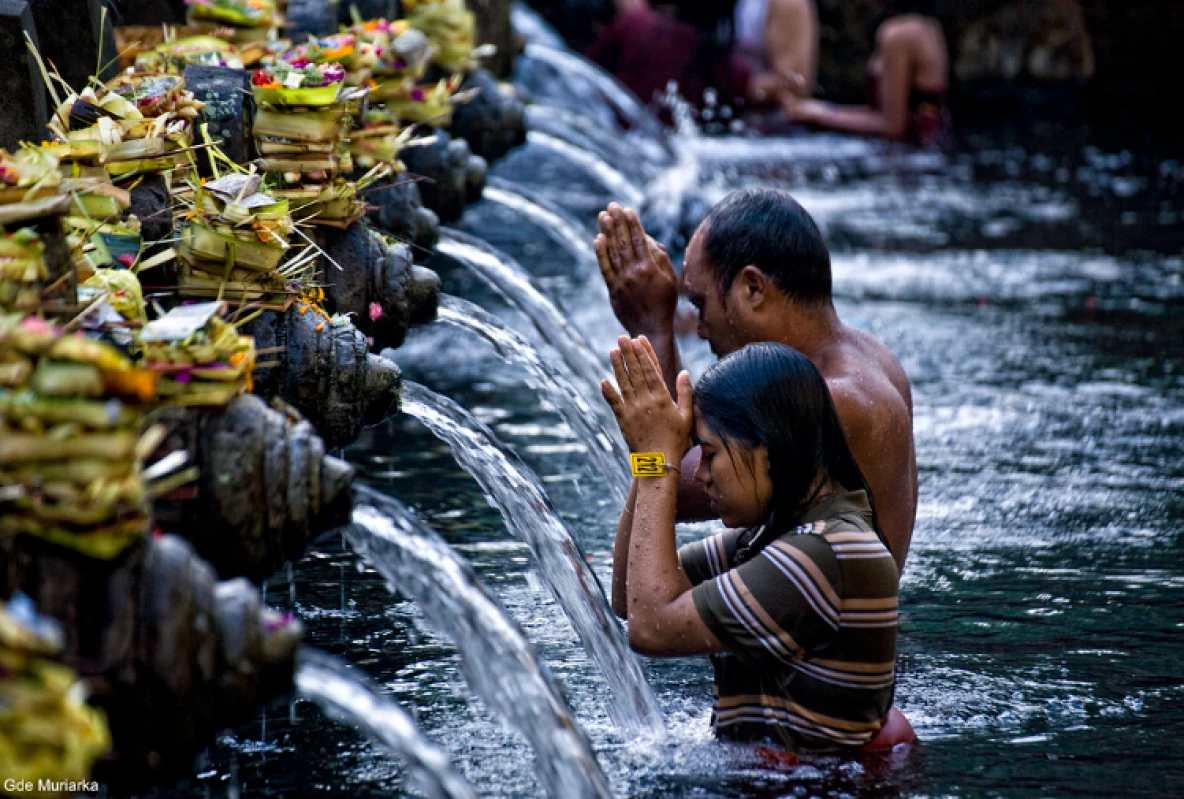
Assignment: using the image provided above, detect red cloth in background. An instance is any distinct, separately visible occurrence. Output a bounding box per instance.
[586,9,751,112]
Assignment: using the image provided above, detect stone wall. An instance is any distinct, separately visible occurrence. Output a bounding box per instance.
[469,0,515,77]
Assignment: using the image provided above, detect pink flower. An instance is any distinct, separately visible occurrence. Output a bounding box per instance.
[369,301,384,320]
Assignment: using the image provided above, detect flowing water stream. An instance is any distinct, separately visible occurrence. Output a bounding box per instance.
[437,229,608,397]
[483,179,600,270]
[435,294,629,499]
[295,649,479,799]
[522,132,646,207]
[348,493,612,799]
[401,381,662,736]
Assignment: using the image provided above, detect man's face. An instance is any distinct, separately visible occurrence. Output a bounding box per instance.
[682,227,750,357]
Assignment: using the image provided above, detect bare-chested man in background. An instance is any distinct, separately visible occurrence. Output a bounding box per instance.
[596,188,918,572]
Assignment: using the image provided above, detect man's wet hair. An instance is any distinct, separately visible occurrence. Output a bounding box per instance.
[700,188,833,306]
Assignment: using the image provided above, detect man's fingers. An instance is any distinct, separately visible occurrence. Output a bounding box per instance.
[610,345,634,401]
[609,205,632,263]
[598,209,614,238]
[599,212,624,273]
[647,235,676,277]
[595,235,614,281]
[625,209,648,262]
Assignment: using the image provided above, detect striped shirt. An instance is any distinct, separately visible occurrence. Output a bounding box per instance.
[679,491,898,751]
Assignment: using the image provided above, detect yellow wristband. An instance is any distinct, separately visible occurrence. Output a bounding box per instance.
[630,453,681,478]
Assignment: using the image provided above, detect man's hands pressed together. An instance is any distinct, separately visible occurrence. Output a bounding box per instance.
[595,204,678,338]
[595,203,683,397]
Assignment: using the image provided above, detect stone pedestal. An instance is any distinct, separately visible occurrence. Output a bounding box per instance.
[183,65,255,169]
[286,0,339,39]
[0,533,301,780]
[0,0,48,150]
[114,0,188,25]
[450,69,527,162]
[339,0,400,25]
[468,0,514,77]
[400,128,474,223]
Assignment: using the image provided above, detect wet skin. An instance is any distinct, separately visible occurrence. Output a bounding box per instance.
[596,202,918,573]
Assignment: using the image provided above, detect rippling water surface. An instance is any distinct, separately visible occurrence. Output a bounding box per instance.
[164,121,1184,798]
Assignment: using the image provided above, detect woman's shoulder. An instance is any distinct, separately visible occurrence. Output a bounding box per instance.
[877,15,922,45]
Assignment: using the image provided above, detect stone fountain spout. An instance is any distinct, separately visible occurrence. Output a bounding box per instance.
[0,533,301,781]
[151,394,356,582]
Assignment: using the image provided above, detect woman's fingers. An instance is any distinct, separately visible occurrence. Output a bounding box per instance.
[601,378,624,420]
[610,344,635,402]
[622,337,658,396]
[635,335,666,391]
[675,370,694,426]
[637,335,662,374]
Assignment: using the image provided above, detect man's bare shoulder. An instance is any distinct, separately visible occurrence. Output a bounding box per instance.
[818,325,913,416]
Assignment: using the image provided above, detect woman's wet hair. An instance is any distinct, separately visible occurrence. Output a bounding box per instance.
[699,188,832,306]
[694,343,882,541]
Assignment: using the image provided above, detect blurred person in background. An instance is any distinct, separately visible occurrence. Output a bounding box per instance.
[733,0,818,109]
[587,0,817,117]
[788,0,950,145]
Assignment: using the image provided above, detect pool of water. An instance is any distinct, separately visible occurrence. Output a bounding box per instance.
[160,126,1184,798]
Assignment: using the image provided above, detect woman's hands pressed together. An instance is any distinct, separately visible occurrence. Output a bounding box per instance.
[602,335,722,657]
[601,335,694,463]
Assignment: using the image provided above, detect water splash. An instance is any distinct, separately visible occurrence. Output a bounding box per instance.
[438,229,608,397]
[348,494,613,799]
[295,648,479,799]
[401,381,664,737]
[437,294,630,502]
[525,132,646,207]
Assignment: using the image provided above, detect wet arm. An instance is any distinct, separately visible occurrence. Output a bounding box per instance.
[611,480,639,618]
[764,0,818,98]
[792,28,911,139]
[829,378,916,574]
[626,471,722,657]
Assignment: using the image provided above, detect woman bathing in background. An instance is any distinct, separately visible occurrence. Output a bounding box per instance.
[788,0,950,145]
[603,337,912,751]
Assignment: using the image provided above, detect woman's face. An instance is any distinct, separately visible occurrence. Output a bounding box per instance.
[693,416,773,529]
